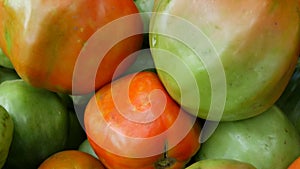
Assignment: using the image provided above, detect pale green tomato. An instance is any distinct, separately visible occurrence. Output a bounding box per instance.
[194,106,300,169]
[150,0,300,121]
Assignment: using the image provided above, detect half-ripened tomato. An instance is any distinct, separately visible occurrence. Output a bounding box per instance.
[0,0,143,94]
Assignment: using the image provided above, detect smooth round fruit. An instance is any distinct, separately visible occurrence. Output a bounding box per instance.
[150,0,300,121]
[195,106,300,169]
[84,71,201,169]
[0,0,143,94]
[0,79,69,169]
[38,150,105,169]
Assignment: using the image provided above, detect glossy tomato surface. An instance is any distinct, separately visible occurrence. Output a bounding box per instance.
[0,79,69,169]
[150,0,300,121]
[0,0,143,94]
[84,71,201,169]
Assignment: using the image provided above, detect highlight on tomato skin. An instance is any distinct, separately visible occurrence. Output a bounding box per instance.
[84,71,201,169]
[0,0,144,94]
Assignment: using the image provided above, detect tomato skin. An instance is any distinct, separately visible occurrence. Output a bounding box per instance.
[194,106,300,169]
[150,0,300,121]
[84,71,201,169]
[288,157,300,169]
[38,150,106,169]
[0,79,69,169]
[0,0,143,94]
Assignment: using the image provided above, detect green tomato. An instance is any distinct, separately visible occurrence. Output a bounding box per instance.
[186,159,256,169]
[0,48,13,69]
[0,105,13,169]
[0,79,69,169]
[149,0,300,121]
[194,106,300,169]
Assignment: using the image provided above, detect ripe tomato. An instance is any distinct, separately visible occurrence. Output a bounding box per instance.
[288,157,300,169]
[0,0,143,94]
[38,150,106,169]
[84,71,201,169]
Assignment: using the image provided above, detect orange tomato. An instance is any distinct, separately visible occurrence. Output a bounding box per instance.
[0,0,143,94]
[38,150,106,169]
[288,157,300,169]
[84,71,201,169]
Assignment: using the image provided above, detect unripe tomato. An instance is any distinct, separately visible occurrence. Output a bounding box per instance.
[0,79,69,169]
[150,0,300,121]
[84,71,201,169]
[195,106,300,169]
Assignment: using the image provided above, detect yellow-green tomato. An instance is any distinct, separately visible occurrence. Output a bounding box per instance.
[150,0,300,121]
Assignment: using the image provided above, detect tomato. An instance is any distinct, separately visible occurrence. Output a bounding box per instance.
[0,0,143,94]
[0,79,69,169]
[38,150,106,169]
[84,71,201,169]
[288,157,300,169]
[186,159,256,169]
[194,106,300,169]
[149,0,300,121]
[0,105,13,169]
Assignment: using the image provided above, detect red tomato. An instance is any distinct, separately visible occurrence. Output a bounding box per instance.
[84,71,201,169]
[288,157,300,169]
[0,0,143,94]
